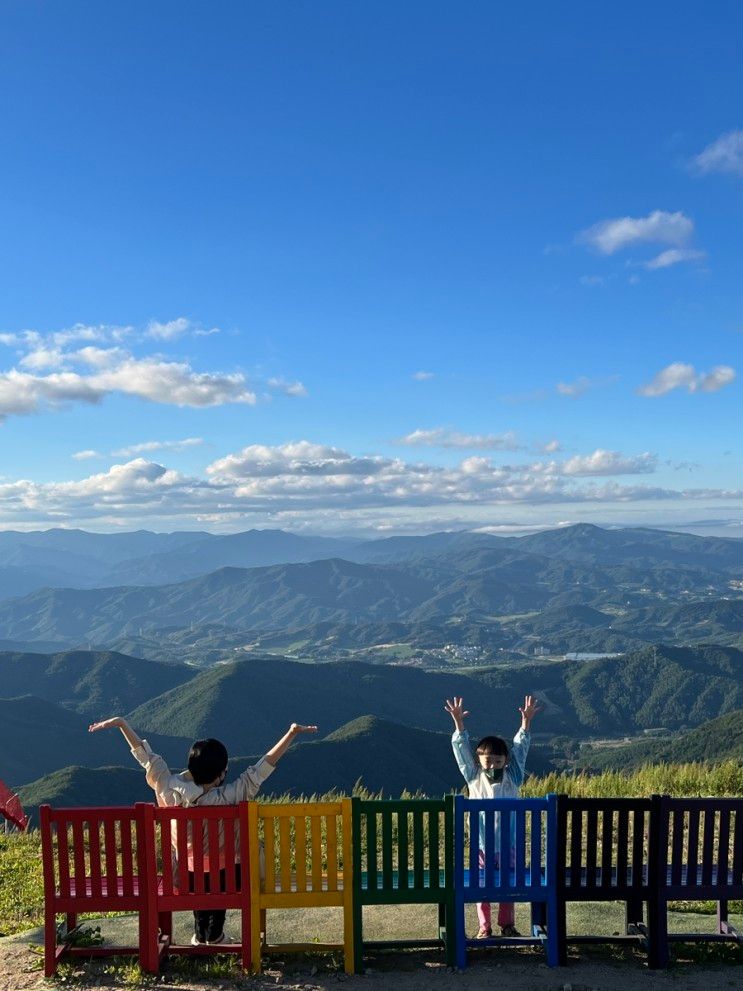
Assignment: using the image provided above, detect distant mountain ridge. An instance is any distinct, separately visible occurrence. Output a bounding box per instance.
[2,524,742,646]
[2,524,743,610]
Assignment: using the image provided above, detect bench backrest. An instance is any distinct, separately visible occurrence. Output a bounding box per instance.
[141,802,251,910]
[248,799,352,899]
[556,796,656,896]
[453,794,557,902]
[352,798,451,901]
[658,797,743,899]
[40,805,146,910]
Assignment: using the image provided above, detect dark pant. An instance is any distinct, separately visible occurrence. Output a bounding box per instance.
[189,864,242,944]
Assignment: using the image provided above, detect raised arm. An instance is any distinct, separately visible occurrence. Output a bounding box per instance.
[88,716,144,751]
[445,697,478,783]
[518,694,542,734]
[509,694,543,784]
[211,723,319,804]
[264,723,318,766]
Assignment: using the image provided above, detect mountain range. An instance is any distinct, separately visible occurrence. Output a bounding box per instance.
[1,524,742,651]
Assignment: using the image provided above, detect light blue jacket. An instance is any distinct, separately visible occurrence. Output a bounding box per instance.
[451,727,530,851]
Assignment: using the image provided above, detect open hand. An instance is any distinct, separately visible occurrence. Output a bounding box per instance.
[290,723,318,735]
[444,697,469,731]
[88,717,123,733]
[518,695,543,729]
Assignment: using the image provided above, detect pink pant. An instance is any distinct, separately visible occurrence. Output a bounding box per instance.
[477,850,515,930]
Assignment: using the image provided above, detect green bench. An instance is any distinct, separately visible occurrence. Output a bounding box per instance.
[351,797,455,970]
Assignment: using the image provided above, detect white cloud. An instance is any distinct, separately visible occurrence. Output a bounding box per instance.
[147,317,222,340]
[579,210,694,255]
[0,443,741,530]
[561,449,657,476]
[536,439,562,454]
[207,442,389,481]
[413,370,434,381]
[396,428,521,450]
[0,358,257,419]
[579,275,606,287]
[693,130,743,177]
[72,450,103,461]
[0,318,312,420]
[267,377,308,397]
[19,347,66,371]
[556,376,594,398]
[637,363,736,397]
[111,438,204,457]
[147,317,192,341]
[644,248,706,270]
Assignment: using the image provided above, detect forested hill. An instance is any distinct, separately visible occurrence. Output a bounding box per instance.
[578,710,743,770]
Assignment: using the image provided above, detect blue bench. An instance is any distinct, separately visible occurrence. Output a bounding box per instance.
[452,794,559,968]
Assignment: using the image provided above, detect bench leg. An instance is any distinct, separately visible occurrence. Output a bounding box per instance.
[353,898,364,974]
[250,903,263,973]
[454,898,467,970]
[65,912,77,934]
[553,897,567,967]
[240,906,251,971]
[437,901,447,941]
[443,896,457,968]
[625,895,643,931]
[44,909,58,977]
[139,908,157,975]
[646,897,668,969]
[531,901,547,934]
[158,911,172,939]
[717,900,728,934]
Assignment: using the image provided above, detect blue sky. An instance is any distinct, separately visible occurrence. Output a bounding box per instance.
[0,1,741,536]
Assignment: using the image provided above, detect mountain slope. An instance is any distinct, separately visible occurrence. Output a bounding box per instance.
[0,649,196,714]
[579,710,743,770]
[1,695,190,787]
[564,644,743,733]
[126,654,572,755]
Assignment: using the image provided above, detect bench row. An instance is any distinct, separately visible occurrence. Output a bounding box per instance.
[41,793,743,976]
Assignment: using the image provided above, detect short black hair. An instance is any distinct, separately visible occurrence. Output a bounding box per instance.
[475,735,509,757]
[188,738,229,785]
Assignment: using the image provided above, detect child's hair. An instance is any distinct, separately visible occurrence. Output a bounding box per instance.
[475,735,509,757]
[188,738,229,785]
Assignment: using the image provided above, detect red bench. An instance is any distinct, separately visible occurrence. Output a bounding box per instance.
[40,805,148,977]
[40,802,256,976]
[140,801,253,972]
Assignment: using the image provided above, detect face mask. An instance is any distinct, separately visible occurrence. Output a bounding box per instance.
[483,766,504,783]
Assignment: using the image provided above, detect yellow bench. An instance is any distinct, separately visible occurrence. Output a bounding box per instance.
[247,799,355,973]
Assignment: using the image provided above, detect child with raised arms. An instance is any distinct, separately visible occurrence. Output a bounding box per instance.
[89,715,317,946]
[445,693,542,938]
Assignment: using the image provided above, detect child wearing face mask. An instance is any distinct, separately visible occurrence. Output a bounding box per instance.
[445,694,542,938]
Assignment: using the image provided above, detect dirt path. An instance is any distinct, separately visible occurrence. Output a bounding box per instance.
[1,940,740,991]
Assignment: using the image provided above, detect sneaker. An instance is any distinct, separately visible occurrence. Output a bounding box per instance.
[500,924,521,937]
[191,934,206,946]
[473,927,492,939]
